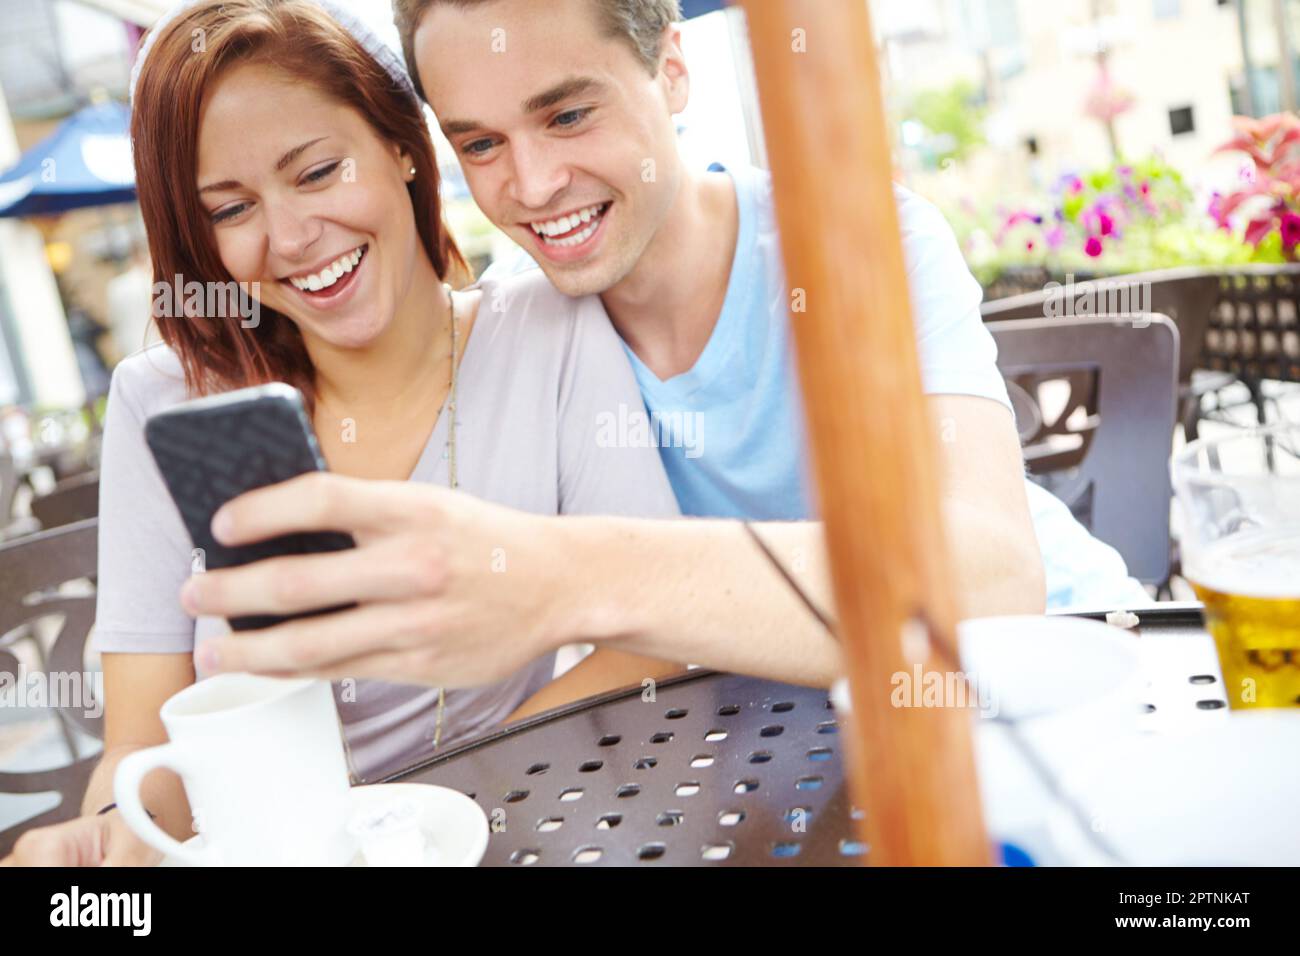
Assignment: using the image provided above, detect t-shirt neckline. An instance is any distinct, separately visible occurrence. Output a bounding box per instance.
[624,162,757,400]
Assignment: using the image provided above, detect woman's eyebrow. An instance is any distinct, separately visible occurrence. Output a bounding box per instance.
[198,136,329,193]
[274,136,328,171]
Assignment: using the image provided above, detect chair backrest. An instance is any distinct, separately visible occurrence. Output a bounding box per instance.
[0,518,100,855]
[0,451,20,531]
[1207,265,1300,384]
[31,471,99,530]
[981,267,1218,387]
[987,316,1179,584]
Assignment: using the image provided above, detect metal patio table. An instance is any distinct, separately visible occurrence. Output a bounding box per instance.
[392,605,1226,866]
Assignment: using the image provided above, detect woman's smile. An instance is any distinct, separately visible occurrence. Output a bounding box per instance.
[279,242,369,312]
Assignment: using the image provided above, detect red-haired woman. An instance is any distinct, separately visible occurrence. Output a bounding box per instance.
[6,0,679,865]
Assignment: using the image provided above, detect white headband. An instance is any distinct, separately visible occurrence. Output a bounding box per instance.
[129,0,419,109]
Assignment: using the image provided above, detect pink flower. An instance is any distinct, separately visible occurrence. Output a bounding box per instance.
[1084,66,1136,123]
[1085,236,1104,257]
[1099,213,1115,236]
[1244,217,1274,246]
[1281,211,1300,251]
[1208,191,1231,229]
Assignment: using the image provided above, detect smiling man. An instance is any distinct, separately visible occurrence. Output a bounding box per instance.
[405,0,1145,605]
[405,0,1048,560]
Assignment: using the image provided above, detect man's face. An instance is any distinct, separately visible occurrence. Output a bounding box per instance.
[415,0,687,296]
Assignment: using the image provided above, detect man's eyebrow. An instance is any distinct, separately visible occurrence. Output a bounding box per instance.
[441,119,481,137]
[522,77,605,114]
[439,79,605,139]
[198,137,329,194]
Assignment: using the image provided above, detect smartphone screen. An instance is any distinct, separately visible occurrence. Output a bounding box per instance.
[144,383,356,631]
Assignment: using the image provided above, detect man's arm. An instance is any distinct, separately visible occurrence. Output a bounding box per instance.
[182,475,845,688]
[182,435,1040,693]
[552,395,1044,668]
[928,394,1046,618]
[550,516,843,685]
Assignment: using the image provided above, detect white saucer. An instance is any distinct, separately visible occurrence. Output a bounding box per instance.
[160,782,488,867]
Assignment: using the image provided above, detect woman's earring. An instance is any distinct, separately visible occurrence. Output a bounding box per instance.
[409,166,417,176]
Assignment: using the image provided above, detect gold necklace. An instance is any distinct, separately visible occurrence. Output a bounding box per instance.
[431,280,459,749]
[338,282,458,783]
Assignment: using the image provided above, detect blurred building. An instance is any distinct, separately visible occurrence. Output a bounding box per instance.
[0,0,151,408]
[1237,0,1300,115]
[874,0,1293,199]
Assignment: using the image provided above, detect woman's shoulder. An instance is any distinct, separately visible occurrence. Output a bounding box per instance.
[107,341,193,420]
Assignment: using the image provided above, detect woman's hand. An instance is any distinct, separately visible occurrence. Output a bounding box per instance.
[181,473,575,688]
[1,811,163,867]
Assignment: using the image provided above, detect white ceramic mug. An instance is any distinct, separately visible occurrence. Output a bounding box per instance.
[114,674,357,866]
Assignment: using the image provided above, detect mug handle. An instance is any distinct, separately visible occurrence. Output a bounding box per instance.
[114,743,218,867]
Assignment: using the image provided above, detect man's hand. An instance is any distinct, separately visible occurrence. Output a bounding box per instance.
[181,473,846,690]
[183,473,568,688]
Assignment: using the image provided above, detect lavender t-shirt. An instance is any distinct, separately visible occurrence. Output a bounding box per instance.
[92,269,680,781]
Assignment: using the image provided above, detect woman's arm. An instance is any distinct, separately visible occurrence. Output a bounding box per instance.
[85,653,196,834]
[506,650,685,722]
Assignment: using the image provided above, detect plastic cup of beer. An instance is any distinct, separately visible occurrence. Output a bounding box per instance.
[1171,423,1300,709]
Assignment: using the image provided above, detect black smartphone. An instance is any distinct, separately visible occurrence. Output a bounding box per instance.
[144,382,356,631]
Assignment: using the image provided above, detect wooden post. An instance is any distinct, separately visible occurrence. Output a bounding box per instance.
[737,0,991,866]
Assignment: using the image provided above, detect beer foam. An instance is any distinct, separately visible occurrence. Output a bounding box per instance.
[1185,526,1300,599]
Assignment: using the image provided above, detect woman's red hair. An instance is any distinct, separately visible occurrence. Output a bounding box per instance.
[131,0,466,405]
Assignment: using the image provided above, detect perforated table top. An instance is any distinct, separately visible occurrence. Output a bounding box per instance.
[391,605,1218,866]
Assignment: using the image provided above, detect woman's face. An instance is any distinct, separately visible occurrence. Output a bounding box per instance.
[195,62,422,350]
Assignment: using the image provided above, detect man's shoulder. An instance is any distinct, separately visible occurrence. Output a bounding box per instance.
[891,183,960,242]
[725,162,947,228]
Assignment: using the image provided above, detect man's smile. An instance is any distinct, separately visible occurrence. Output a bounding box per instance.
[527,201,612,247]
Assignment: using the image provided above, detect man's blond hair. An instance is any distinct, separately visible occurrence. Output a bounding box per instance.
[393,0,682,100]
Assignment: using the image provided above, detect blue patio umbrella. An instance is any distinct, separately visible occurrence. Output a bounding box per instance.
[681,0,727,18]
[0,100,135,218]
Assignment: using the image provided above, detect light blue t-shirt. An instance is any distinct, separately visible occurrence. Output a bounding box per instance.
[623,164,1148,610]
[624,164,1015,520]
[484,164,1150,610]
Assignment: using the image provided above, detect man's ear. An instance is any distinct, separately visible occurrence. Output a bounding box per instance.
[658,26,689,114]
